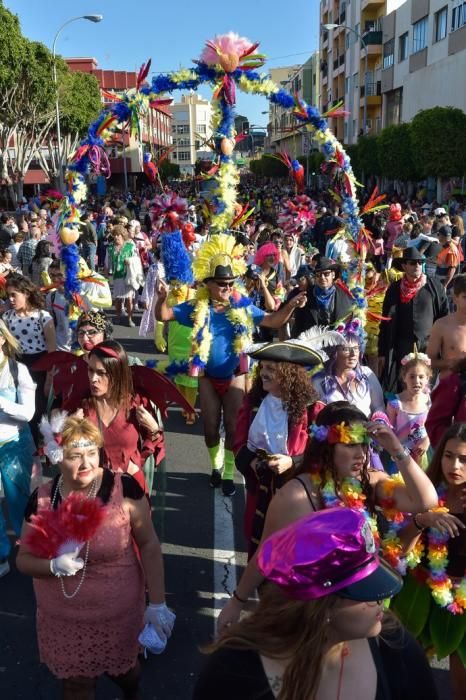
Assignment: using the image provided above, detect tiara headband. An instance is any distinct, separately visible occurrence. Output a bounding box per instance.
[93,344,121,361]
[309,422,371,445]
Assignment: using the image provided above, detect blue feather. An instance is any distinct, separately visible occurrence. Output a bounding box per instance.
[161,231,194,284]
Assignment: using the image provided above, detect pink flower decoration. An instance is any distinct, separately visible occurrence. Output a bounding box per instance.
[200,32,255,66]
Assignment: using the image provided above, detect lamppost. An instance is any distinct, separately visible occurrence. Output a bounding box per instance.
[52,14,103,191]
[322,23,368,139]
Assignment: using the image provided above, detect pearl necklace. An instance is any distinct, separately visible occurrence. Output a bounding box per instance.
[52,475,99,600]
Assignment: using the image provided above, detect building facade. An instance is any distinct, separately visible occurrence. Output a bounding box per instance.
[266,58,320,155]
[319,0,398,144]
[171,93,213,176]
[381,0,466,127]
[66,58,172,178]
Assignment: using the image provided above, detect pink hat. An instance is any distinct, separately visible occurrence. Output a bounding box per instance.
[257,508,402,601]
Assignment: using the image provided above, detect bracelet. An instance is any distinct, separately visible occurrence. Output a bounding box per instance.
[232,589,247,604]
[413,513,426,531]
[392,446,411,462]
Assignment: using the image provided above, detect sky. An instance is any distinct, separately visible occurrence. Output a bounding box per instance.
[4,0,319,127]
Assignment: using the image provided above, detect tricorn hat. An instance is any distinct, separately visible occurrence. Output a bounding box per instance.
[246,327,345,366]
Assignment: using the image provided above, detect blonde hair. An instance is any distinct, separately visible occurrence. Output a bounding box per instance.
[61,417,103,451]
[0,318,20,357]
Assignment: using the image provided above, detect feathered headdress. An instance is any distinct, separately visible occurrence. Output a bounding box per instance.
[192,234,246,282]
[39,411,68,465]
[296,326,346,361]
[161,231,194,285]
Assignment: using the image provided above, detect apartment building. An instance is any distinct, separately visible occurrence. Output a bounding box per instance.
[171,93,213,176]
[381,0,466,127]
[266,56,320,155]
[319,0,402,144]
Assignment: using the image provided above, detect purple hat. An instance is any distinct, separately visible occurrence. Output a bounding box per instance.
[257,508,402,601]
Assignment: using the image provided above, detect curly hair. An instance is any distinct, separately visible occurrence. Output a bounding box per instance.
[299,401,374,512]
[248,361,319,425]
[6,272,45,310]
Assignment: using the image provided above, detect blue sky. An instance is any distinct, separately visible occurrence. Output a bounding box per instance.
[4,0,319,127]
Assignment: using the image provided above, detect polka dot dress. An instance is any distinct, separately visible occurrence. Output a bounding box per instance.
[3,309,52,354]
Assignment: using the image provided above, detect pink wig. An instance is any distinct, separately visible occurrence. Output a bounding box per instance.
[254,242,280,266]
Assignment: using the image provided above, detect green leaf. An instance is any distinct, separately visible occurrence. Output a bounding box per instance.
[392,573,431,638]
[455,631,466,667]
[429,604,466,659]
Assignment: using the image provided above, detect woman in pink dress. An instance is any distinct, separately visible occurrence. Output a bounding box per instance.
[17,416,174,699]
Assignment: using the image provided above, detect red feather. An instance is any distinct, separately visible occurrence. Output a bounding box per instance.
[240,41,260,58]
[137,59,152,90]
[24,493,106,559]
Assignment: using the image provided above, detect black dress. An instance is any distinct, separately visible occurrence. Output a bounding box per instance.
[193,628,438,700]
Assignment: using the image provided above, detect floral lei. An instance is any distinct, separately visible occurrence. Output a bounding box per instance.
[312,471,380,548]
[189,286,254,374]
[381,481,466,615]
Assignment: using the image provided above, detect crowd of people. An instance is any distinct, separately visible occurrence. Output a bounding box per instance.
[1,182,466,699]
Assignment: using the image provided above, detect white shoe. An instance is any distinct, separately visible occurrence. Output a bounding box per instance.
[0,559,10,577]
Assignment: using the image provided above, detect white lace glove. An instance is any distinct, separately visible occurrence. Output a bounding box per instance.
[143,603,176,640]
[50,547,84,577]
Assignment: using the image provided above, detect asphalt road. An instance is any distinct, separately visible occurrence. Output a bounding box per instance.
[0,309,454,699]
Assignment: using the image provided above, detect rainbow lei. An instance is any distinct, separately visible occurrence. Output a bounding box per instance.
[314,472,380,548]
[425,484,466,615]
[379,475,424,575]
[309,421,371,445]
[189,287,253,373]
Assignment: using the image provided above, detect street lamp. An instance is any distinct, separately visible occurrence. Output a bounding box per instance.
[52,14,103,191]
[322,23,368,139]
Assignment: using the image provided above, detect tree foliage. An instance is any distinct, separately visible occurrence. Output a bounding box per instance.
[0,1,27,92]
[377,123,418,181]
[410,106,466,178]
[160,160,181,179]
[357,135,380,175]
[59,71,101,136]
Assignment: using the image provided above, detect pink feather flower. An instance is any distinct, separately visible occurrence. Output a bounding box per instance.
[200,32,256,65]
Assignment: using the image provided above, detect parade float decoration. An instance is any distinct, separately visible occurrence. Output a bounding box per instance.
[56,30,383,334]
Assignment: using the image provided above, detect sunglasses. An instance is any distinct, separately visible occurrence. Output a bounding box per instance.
[315,270,333,277]
[214,280,234,288]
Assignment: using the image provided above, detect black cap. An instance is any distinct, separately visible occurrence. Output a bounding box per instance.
[208,264,236,281]
[438,225,452,239]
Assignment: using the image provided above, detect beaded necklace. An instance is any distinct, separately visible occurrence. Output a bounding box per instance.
[51,475,99,600]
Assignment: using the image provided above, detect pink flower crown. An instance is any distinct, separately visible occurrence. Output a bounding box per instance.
[400,352,431,366]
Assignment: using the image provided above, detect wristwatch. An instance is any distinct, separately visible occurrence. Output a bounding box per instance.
[392,446,410,462]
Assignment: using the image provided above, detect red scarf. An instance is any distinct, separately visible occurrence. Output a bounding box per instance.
[399,273,426,304]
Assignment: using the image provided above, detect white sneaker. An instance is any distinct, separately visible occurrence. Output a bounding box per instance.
[0,559,10,577]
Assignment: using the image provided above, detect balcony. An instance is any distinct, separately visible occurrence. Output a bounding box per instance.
[361,30,382,54]
[361,0,384,8]
[360,82,382,106]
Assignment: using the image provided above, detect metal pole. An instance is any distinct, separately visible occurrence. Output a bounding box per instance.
[122,123,128,194]
[52,16,103,193]
[363,39,368,135]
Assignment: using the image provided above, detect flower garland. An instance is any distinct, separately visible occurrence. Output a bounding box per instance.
[309,421,371,445]
[313,472,380,548]
[426,484,466,615]
[188,287,254,374]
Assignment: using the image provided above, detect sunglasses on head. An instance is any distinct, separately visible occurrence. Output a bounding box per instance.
[214,280,234,288]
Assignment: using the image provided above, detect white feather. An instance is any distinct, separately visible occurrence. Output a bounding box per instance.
[296,326,346,350]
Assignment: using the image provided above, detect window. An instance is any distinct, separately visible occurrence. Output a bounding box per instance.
[345,76,350,94]
[345,32,350,49]
[354,24,360,44]
[435,7,448,41]
[177,151,190,161]
[176,124,189,134]
[451,2,466,31]
[196,124,207,134]
[412,17,427,54]
[383,39,394,69]
[399,32,408,62]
